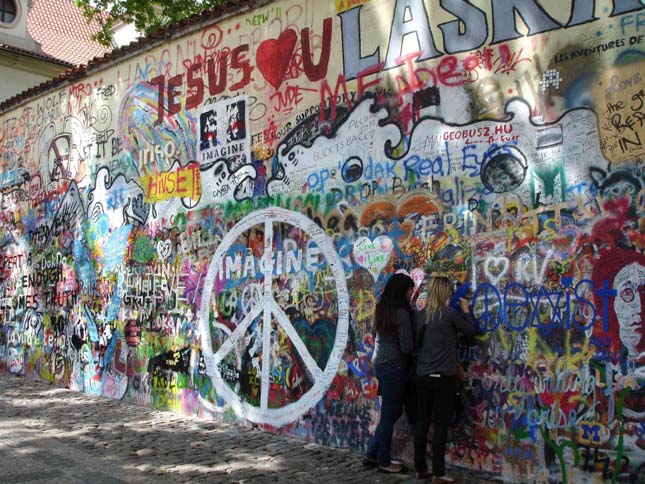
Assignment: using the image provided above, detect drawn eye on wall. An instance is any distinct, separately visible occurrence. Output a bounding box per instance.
[480,145,527,193]
[213,161,228,180]
[341,157,363,183]
[620,286,635,303]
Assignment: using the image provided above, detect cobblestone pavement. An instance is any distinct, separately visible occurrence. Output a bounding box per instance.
[0,373,502,484]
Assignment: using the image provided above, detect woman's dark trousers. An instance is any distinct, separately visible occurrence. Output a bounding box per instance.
[413,374,457,476]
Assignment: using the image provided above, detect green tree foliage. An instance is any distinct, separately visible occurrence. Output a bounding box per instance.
[75,0,226,47]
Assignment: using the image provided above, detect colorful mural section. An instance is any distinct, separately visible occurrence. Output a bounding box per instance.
[1,1,644,482]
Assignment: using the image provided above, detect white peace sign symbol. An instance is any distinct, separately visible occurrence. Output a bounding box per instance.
[240,283,263,316]
[198,207,349,426]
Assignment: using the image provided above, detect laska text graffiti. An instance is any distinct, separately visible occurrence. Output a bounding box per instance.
[338,0,644,79]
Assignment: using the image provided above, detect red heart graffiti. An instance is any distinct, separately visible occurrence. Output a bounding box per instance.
[256,29,297,90]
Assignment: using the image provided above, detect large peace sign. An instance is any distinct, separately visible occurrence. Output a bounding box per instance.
[198,208,349,426]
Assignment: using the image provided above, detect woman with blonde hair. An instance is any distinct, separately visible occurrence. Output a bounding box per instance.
[413,276,475,482]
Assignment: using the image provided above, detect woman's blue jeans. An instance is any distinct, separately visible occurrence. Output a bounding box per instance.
[366,361,407,466]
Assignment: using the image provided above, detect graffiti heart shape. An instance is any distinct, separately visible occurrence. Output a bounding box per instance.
[410,268,425,289]
[157,239,172,261]
[256,29,297,90]
[483,256,509,285]
[353,236,393,281]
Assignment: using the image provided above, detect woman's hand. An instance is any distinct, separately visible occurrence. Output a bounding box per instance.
[459,297,470,314]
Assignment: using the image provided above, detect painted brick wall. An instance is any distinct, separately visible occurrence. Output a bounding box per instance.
[1,1,644,482]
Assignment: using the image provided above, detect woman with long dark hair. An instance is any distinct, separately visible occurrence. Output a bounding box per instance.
[413,276,475,482]
[364,273,415,474]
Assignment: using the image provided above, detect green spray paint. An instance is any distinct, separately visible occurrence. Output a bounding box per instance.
[541,428,580,484]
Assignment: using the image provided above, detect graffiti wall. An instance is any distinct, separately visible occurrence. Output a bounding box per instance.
[1,0,644,482]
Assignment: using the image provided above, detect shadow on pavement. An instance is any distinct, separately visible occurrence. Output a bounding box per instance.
[0,373,503,483]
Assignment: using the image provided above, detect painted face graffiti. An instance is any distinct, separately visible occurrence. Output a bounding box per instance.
[613,262,645,359]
